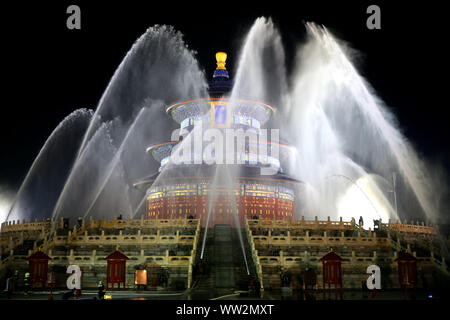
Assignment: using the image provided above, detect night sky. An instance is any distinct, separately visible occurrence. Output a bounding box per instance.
[1,1,448,203]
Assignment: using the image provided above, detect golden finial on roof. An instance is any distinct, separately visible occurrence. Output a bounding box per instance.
[330,248,334,252]
[216,52,227,70]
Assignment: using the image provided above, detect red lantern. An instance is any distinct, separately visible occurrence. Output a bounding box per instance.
[48,272,56,300]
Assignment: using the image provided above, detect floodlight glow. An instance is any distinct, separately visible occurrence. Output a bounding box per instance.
[337,174,396,229]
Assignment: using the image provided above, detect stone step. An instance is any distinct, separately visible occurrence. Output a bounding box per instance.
[191,225,258,291]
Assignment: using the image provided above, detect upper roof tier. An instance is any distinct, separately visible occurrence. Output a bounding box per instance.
[166,98,275,125]
[166,52,275,126]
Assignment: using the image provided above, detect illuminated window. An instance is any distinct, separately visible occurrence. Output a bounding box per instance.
[215,105,227,125]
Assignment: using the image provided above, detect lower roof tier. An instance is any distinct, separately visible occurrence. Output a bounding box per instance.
[133,164,302,191]
[146,140,295,170]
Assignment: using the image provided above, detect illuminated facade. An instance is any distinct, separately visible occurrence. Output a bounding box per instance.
[144,180,295,225]
[134,52,299,225]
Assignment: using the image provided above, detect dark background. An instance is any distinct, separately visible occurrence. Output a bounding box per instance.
[1,1,448,203]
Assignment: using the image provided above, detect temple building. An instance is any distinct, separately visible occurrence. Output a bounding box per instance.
[0,53,449,297]
[134,52,298,226]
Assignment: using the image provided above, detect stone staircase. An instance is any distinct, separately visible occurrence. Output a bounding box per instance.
[214,224,235,288]
[190,224,257,296]
[192,227,215,291]
[232,227,257,291]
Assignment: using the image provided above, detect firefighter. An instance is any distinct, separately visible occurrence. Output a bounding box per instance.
[254,278,261,298]
[62,289,76,300]
[98,281,105,300]
[5,277,13,299]
[13,270,19,292]
[248,277,255,294]
[370,270,379,298]
[24,272,31,295]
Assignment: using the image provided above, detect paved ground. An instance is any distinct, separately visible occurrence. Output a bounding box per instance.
[0,288,442,300]
[0,289,186,300]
